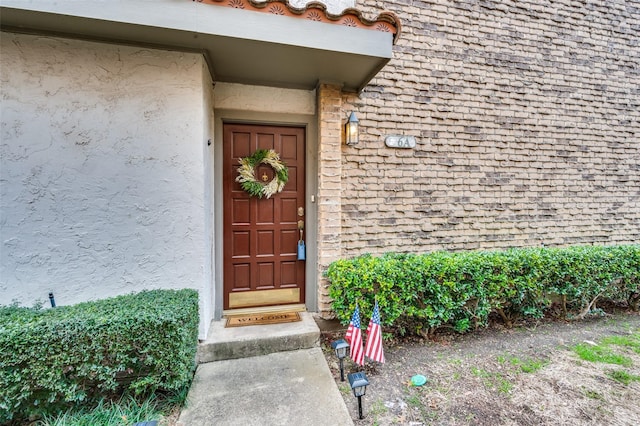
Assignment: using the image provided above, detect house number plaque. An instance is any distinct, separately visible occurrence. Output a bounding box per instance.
[385,135,416,149]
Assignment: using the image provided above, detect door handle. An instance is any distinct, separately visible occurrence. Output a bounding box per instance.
[297,220,305,261]
[297,220,304,242]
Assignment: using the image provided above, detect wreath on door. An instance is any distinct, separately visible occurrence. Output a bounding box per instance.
[236,149,289,199]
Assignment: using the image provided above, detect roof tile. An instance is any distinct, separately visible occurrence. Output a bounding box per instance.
[195,0,401,43]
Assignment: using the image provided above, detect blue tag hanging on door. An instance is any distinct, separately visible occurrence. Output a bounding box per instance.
[297,223,306,261]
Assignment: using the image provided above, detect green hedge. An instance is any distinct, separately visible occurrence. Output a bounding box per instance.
[327,245,640,336]
[0,289,199,424]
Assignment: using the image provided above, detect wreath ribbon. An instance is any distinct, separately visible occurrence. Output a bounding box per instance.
[236,149,289,199]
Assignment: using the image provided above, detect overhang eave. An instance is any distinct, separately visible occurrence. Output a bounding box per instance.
[0,1,394,93]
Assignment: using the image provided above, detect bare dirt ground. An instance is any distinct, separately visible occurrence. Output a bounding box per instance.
[320,312,640,426]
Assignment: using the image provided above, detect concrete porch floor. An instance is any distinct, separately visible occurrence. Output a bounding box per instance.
[179,313,353,425]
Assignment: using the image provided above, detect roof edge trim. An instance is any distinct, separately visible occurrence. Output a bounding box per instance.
[196,0,401,44]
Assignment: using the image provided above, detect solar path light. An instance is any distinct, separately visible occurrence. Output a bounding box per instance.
[348,371,369,419]
[331,339,349,381]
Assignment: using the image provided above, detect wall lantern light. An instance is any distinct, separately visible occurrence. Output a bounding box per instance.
[331,339,349,381]
[344,111,359,145]
[347,371,369,419]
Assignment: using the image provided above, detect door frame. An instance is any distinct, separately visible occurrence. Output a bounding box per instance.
[213,109,318,320]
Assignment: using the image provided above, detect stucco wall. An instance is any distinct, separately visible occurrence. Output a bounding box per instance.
[340,0,640,254]
[201,54,216,337]
[1,33,210,332]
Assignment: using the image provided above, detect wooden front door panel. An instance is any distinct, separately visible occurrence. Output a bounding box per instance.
[223,124,305,310]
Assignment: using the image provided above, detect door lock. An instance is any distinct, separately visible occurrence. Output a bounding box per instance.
[298,207,304,217]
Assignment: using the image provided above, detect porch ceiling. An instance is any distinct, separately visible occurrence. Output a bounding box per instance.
[0,0,396,93]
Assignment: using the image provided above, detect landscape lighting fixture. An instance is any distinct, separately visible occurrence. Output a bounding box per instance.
[348,371,369,419]
[331,339,349,381]
[344,111,359,145]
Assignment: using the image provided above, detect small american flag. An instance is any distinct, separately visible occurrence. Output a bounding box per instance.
[346,304,364,366]
[364,300,385,363]
[344,304,356,344]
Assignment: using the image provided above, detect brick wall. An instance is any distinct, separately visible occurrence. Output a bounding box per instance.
[317,84,345,317]
[341,0,639,255]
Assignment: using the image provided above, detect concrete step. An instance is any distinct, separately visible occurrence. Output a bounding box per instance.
[197,312,320,363]
[179,348,353,426]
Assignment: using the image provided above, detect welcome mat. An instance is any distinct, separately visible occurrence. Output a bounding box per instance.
[225,311,301,328]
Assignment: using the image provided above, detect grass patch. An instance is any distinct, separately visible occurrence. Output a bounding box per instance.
[583,389,604,400]
[509,356,549,373]
[405,394,422,408]
[496,377,514,394]
[471,367,513,394]
[370,399,388,416]
[37,394,176,426]
[601,334,640,354]
[519,360,547,373]
[606,369,640,385]
[338,383,351,395]
[471,367,491,379]
[404,390,433,423]
[572,343,633,367]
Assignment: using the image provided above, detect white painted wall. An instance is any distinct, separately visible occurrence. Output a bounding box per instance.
[1,33,213,337]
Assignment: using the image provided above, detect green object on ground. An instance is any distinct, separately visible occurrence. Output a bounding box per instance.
[411,374,427,386]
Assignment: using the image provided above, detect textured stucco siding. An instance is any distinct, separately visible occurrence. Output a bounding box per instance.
[201,58,216,336]
[338,0,640,255]
[1,33,209,324]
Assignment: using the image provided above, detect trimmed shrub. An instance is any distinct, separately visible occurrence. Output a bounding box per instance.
[0,289,199,424]
[327,245,640,336]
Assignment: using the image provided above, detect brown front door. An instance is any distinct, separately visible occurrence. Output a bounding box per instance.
[223,124,306,310]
